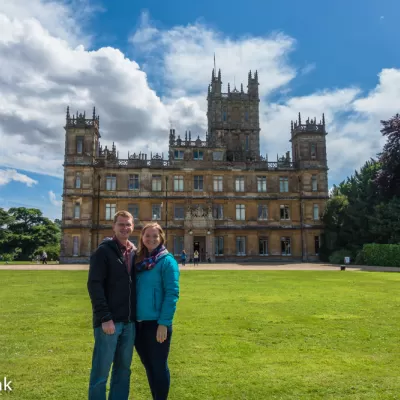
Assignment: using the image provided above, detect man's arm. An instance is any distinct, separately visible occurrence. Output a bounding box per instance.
[87,246,113,324]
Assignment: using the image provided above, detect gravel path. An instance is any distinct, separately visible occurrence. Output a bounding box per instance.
[0,262,398,272]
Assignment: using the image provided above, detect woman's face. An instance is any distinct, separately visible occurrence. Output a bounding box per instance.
[142,226,162,252]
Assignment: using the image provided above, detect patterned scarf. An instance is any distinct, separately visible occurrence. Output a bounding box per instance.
[136,244,169,272]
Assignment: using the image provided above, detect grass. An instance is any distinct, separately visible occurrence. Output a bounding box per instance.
[0,270,400,399]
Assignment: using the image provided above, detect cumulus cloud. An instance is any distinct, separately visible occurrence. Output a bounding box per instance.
[0,5,170,176]
[0,169,38,187]
[48,190,62,206]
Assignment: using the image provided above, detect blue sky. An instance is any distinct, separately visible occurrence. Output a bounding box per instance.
[1,0,399,219]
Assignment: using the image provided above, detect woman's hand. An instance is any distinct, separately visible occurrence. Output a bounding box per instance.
[156,324,168,343]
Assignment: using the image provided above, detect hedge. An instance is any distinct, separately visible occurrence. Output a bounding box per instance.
[362,243,400,267]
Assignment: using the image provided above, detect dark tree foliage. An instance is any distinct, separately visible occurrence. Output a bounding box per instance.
[375,114,400,198]
[321,113,400,261]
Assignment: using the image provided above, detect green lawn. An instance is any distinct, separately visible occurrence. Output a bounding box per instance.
[1,270,399,399]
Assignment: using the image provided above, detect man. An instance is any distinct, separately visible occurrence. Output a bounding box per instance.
[87,210,136,400]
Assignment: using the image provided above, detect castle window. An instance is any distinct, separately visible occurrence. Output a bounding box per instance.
[76,137,83,154]
[280,205,290,220]
[313,204,320,220]
[194,175,203,191]
[222,111,227,121]
[75,173,81,189]
[258,204,268,220]
[72,236,79,256]
[106,175,117,191]
[174,176,184,191]
[174,150,184,159]
[281,237,291,256]
[279,177,289,192]
[128,204,139,220]
[245,135,249,151]
[152,204,161,220]
[257,176,267,192]
[152,175,162,191]
[215,237,224,256]
[193,150,203,160]
[213,151,223,161]
[236,236,246,256]
[310,143,317,159]
[245,111,249,121]
[236,204,245,220]
[259,238,268,256]
[212,204,224,220]
[311,175,318,191]
[235,176,245,192]
[174,205,185,220]
[129,174,139,190]
[173,236,184,256]
[213,176,223,191]
[105,204,116,220]
[74,203,80,219]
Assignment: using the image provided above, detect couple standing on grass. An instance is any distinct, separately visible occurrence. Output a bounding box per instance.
[87,210,180,400]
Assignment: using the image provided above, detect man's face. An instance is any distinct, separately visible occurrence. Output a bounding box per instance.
[112,216,134,242]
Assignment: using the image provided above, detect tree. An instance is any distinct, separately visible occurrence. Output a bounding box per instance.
[0,207,61,260]
[375,114,400,198]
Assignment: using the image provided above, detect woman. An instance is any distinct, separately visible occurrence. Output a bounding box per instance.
[135,222,180,400]
[180,250,187,266]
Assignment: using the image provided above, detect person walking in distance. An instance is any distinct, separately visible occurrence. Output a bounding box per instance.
[193,250,199,266]
[180,250,187,267]
[135,222,180,400]
[87,210,136,400]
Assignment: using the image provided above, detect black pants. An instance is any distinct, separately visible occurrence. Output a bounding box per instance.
[135,321,172,400]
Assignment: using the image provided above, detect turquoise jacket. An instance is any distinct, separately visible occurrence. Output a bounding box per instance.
[136,252,180,326]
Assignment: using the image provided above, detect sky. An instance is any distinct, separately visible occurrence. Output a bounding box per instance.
[1,0,399,220]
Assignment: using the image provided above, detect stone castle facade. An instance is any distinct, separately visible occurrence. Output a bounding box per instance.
[60,69,329,263]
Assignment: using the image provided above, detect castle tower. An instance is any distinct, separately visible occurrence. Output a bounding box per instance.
[207,68,260,162]
[290,113,328,170]
[60,107,100,263]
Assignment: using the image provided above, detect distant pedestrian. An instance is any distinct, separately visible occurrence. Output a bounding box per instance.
[181,250,187,266]
[193,250,199,266]
[41,251,48,264]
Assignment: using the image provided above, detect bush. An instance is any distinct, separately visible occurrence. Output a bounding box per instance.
[354,250,366,265]
[362,244,400,267]
[0,253,15,262]
[33,244,60,261]
[329,249,352,264]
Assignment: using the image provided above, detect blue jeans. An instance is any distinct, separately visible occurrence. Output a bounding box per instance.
[89,322,135,400]
[135,321,172,400]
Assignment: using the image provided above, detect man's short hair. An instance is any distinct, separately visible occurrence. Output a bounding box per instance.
[113,210,134,224]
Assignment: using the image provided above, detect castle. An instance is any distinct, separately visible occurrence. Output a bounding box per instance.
[60,68,328,263]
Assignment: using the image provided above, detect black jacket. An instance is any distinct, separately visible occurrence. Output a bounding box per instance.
[87,239,136,328]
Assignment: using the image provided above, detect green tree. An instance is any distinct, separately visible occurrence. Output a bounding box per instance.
[375,114,400,198]
[0,207,61,260]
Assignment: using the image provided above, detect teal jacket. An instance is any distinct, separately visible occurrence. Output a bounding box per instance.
[136,252,180,326]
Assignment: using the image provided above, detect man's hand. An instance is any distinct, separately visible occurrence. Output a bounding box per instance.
[156,325,168,343]
[102,320,115,335]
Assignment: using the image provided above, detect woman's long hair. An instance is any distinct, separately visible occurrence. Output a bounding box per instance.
[135,222,166,264]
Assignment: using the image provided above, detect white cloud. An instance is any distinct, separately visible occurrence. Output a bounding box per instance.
[48,190,62,206]
[0,169,38,187]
